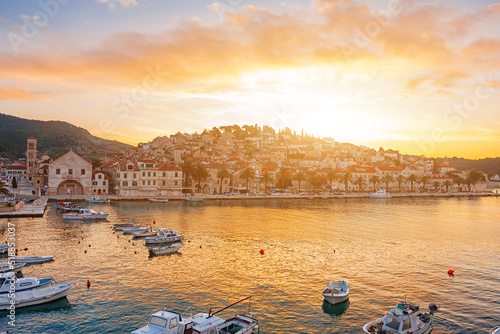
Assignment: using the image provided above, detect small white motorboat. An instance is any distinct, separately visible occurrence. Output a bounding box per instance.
[363,301,432,334]
[184,197,203,202]
[84,196,110,203]
[63,208,110,220]
[132,229,158,238]
[131,296,259,334]
[145,228,184,244]
[113,222,136,228]
[12,256,55,264]
[55,201,73,209]
[114,223,141,231]
[148,242,183,256]
[0,261,25,273]
[149,198,169,203]
[370,189,392,199]
[122,227,149,235]
[0,272,55,294]
[490,327,500,334]
[0,244,10,254]
[0,281,77,310]
[322,280,349,305]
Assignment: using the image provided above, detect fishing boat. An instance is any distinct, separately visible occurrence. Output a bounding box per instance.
[84,196,110,203]
[0,281,77,311]
[114,223,141,231]
[145,228,184,244]
[0,261,25,273]
[122,227,149,235]
[55,201,73,209]
[0,272,55,294]
[63,208,110,220]
[363,301,432,334]
[12,255,55,264]
[61,204,85,212]
[148,242,183,256]
[370,189,392,199]
[322,280,349,305]
[149,198,169,203]
[0,244,10,254]
[131,296,259,334]
[132,229,158,238]
[184,197,203,202]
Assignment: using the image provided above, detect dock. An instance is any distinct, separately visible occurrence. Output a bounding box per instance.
[0,198,48,218]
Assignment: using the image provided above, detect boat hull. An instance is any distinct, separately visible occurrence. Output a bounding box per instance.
[122,228,148,235]
[363,317,432,334]
[323,294,349,305]
[0,281,76,310]
[145,235,183,244]
[63,213,110,220]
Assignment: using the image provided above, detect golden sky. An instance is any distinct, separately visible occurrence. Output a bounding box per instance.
[0,0,499,158]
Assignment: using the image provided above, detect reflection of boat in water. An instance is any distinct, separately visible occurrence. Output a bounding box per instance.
[322,299,350,317]
[370,189,392,199]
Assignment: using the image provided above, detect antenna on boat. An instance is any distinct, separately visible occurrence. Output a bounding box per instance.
[185,307,192,318]
[208,296,252,318]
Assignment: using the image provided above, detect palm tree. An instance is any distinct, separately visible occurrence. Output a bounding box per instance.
[294,172,306,193]
[406,174,418,193]
[326,170,338,193]
[276,167,292,190]
[432,181,440,192]
[443,180,453,193]
[308,174,324,192]
[340,172,352,193]
[192,163,209,193]
[240,167,255,192]
[396,175,405,193]
[381,174,394,191]
[217,168,231,194]
[0,181,11,197]
[353,176,365,193]
[420,176,429,193]
[180,159,194,189]
[261,171,274,193]
[465,175,476,192]
[369,175,380,192]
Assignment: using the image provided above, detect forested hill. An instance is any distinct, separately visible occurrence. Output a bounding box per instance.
[444,157,500,175]
[0,113,131,160]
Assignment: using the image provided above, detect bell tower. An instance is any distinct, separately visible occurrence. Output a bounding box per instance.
[26,137,37,182]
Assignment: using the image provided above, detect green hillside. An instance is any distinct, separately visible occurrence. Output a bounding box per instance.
[0,113,131,160]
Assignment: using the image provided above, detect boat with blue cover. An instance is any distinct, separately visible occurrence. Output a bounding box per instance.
[0,272,55,295]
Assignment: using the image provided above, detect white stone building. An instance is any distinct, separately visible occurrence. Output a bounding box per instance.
[48,151,92,195]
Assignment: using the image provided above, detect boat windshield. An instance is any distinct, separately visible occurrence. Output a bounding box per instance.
[385,316,401,331]
[149,316,168,328]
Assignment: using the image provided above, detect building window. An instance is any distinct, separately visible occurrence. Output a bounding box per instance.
[148,172,151,177]
[153,181,156,185]
[123,173,127,178]
[142,172,145,177]
[132,181,137,186]
[98,174,102,179]
[142,181,145,185]
[153,172,156,177]
[103,189,106,193]
[103,181,106,185]
[175,181,177,185]
[81,169,85,175]
[163,172,166,177]
[133,173,136,178]
[56,169,60,175]
[123,181,128,186]
[93,181,97,186]
[68,169,73,175]
[163,181,165,185]
[148,181,151,185]
[175,172,178,177]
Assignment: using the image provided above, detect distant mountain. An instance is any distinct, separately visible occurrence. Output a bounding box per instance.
[443,157,500,175]
[0,113,132,160]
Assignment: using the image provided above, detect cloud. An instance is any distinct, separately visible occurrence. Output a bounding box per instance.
[96,0,138,8]
[0,85,50,101]
[0,0,498,96]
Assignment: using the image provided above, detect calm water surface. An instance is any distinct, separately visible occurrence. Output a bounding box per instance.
[0,197,499,333]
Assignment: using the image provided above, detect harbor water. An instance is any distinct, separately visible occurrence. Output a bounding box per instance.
[0,196,499,333]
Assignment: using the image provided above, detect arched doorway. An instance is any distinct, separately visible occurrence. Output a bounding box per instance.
[203,184,210,194]
[57,180,84,195]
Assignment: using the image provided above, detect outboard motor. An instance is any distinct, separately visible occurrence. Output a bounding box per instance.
[428,303,439,315]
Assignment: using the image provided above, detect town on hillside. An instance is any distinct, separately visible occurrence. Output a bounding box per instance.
[0,125,497,198]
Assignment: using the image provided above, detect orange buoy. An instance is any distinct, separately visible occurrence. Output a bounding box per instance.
[447,269,455,275]
[153,220,156,224]
[81,237,84,240]
[128,240,130,243]
[88,244,91,247]
[84,250,87,253]
[87,279,91,289]
[78,241,80,244]
[132,243,135,246]
[260,249,265,255]
[117,235,119,238]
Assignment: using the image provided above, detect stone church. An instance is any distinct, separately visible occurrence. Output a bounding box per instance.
[47,150,92,195]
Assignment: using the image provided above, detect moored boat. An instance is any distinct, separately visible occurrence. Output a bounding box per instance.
[145,228,184,244]
[490,327,500,334]
[114,223,141,231]
[12,256,55,264]
[0,244,10,254]
[0,272,55,294]
[55,201,73,209]
[63,208,110,220]
[363,301,432,334]
[149,198,169,203]
[184,197,203,202]
[122,227,149,235]
[84,196,110,203]
[370,189,392,199]
[132,230,158,237]
[0,281,77,310]
[114,222,137,228]
[131,296,258,334]
[0,261,25,273]
[322,280,349,305]
[148,242,183,256]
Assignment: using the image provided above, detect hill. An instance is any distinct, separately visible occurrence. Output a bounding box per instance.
[0,113,132,160]
[443,157,500,175]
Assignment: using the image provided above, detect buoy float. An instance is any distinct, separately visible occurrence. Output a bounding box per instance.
[63,228,66,230]
[73,235,76,237]
[199,245,202,249]
[78,241,80,244]
[87,279,91,289]
[153,220,156,224]
[132,243,135,246]
[334,250,335,253]
[24,248,28,251]
[134,251,137,254]
[81,237,84,240]
[88,244,91,247]
[81,230,83,233]
[84,250,87,253]
[447,269,455,275]
[260,249,265,255]
[124,246,126,249]
[117,236,119,238]
[128,240,130,243]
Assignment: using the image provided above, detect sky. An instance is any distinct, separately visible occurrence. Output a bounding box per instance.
[0,0,499,159]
